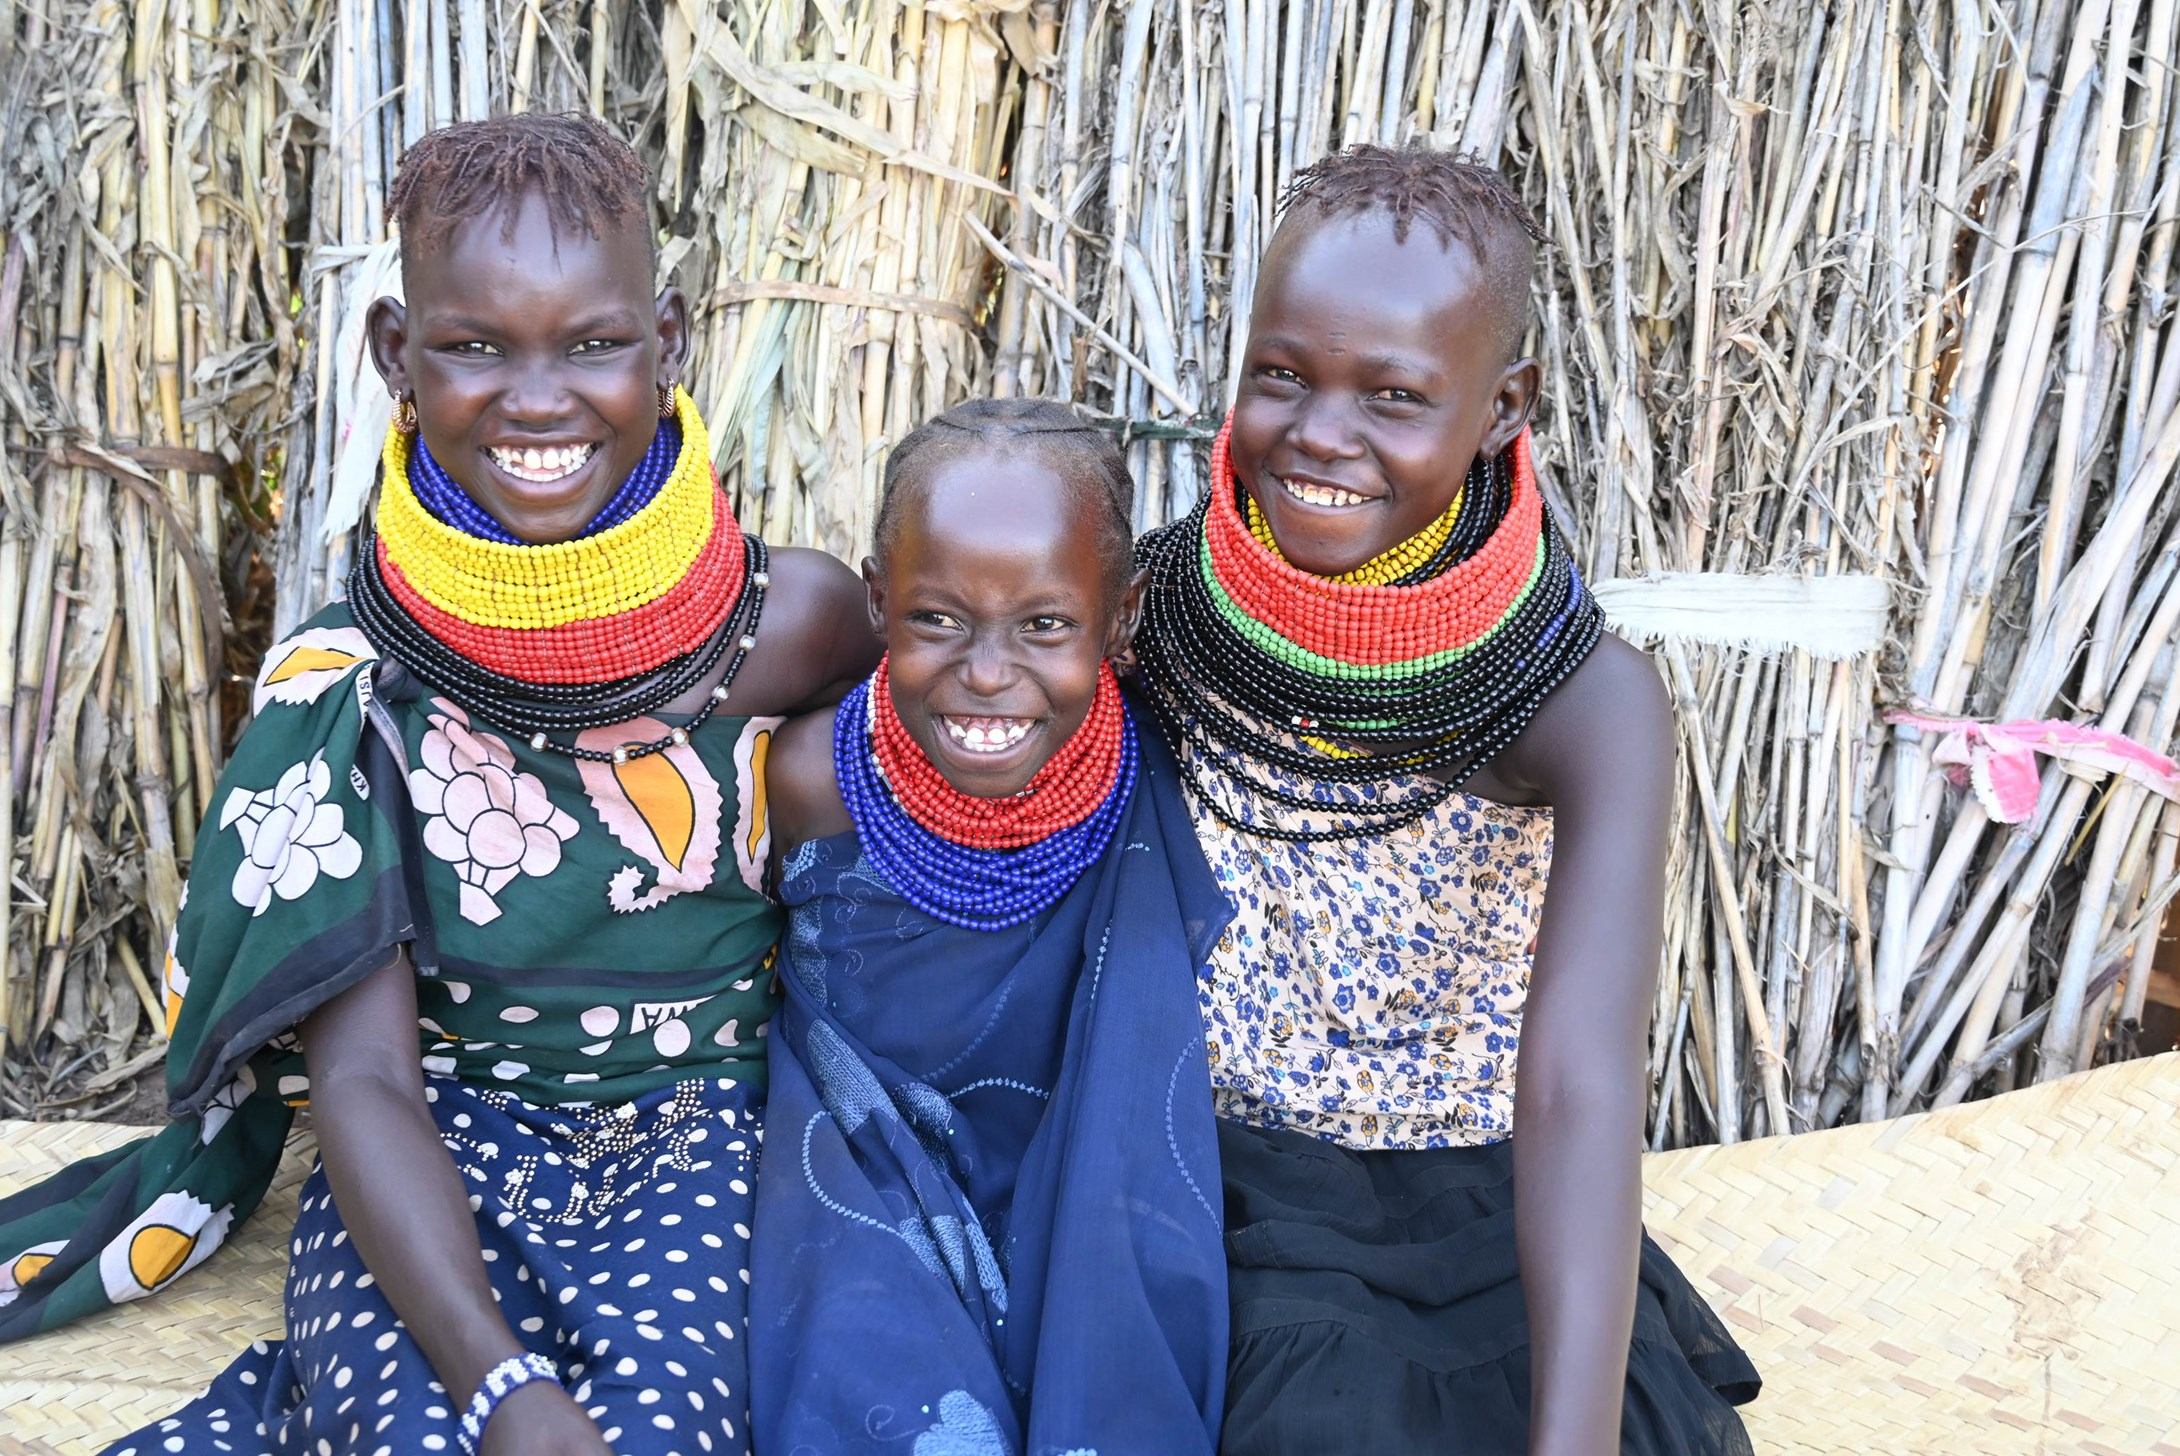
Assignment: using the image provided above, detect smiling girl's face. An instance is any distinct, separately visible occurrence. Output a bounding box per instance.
[1231,210,1537,578]
[367,191,686,545]
[865,450,1142,800]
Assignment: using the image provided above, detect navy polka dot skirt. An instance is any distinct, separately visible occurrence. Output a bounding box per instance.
[101,1073,763,1456]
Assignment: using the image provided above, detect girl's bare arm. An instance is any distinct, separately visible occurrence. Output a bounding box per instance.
[1489,635,1675,1456]
[301,952,609,1456]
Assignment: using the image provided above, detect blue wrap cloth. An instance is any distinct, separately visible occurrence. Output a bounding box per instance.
[749,722,1233,1455]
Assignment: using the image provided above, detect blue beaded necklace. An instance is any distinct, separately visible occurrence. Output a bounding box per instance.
[410,416,683,543]
[833,675,1139,932]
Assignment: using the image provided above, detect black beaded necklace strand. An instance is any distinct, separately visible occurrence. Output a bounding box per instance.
[347,525,770,765]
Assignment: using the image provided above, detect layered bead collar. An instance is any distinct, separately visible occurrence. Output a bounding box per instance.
[347,387,768,765]
[1133,415,1602,841]
[833,656,1138,930]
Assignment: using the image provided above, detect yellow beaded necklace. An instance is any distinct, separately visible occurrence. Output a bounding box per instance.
[1244,479,1465,587]
[375,388,717,631]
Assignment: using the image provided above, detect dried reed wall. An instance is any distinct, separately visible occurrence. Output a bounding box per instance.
[1,0,2176,1145]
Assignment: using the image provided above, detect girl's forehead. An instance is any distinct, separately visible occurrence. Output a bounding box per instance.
[1264,221,1479,312]
[408,192,652,293]
[888,455,1119,579]
[899,454,1085,540]
[1253,210,1521,361]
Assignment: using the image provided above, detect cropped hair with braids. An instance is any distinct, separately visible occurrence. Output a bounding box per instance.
[875,399,1138,597]
[387,113,655,264]
[1276,144,1545,359]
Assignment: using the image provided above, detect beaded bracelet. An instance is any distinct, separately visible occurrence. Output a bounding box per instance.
[455,1350,560,1456]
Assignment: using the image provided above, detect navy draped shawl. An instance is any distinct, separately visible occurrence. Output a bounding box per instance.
[749,722,1232,1455]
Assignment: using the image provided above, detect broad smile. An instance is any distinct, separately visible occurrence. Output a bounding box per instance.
[485,442,600,484]
[935,714,1042,756]
[1269,472,1374,510]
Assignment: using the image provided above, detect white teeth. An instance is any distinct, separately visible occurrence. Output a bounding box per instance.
[488,444,598,483]
[941,717,1034,754]
[1275,474,1369,508]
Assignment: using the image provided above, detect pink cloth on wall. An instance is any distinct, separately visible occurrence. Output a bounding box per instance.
[1887,710,2180,824]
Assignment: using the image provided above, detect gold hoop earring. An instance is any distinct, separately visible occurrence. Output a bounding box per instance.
[658,383,678,417]
[392,395,418,435]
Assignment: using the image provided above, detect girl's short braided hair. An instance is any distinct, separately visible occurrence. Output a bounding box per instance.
[1279,144,1545,252]
[876,399,1136,596]
[1276,144,1545,358]
[388,114,654,262]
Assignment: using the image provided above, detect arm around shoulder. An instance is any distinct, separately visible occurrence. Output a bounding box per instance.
[763,546,883,714]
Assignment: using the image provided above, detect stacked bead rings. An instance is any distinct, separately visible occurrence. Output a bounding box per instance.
[408,413,682,544]
[1134,415,1602,842]
[347,389,768,764]
[374,387,716,630]
[834,660,1137,930]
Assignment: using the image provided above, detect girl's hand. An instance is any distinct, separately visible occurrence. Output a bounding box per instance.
[480,1381,616,1456]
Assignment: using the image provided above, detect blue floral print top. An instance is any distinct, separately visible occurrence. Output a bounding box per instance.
[1190,755,1553,1150]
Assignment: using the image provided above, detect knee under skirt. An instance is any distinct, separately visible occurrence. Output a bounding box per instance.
[1216,1119,1759,1456]
[99,1073,763,1456]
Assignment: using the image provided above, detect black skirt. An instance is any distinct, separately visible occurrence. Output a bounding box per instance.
[1218,1120,1759,1456]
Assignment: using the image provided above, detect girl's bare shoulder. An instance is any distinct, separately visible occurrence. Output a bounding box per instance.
[765,697,852,856]
[731,545,881,717]
[1477,632,1672,807]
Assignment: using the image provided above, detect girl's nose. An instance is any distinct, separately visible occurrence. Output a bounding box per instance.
[960,637,1017,697]
[1289,395,1364,462]
[499,360,573,422]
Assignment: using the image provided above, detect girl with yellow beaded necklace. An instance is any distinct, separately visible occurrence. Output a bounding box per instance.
[0,115,878,1456]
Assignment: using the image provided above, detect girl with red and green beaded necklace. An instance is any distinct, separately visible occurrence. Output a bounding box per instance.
[0,116,878,1456]
[1132,145,1761,1455]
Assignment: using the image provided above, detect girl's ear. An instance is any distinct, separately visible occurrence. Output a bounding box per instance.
[1105,566,1150,675]
[1479,357,1541,459]
[654,285,692,387]
[861,555,887,639]
[365,296,411,401]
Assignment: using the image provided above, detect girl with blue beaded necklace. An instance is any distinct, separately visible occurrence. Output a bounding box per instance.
[749,399,1233,1456]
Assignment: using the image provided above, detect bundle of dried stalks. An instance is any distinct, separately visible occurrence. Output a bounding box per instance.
[0,0,301,1115]
[3,0,2175,1148]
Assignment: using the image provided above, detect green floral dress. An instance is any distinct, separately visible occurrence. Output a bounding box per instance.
[0,603,785,1455]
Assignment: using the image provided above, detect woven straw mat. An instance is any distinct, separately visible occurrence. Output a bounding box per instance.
[0,1054,2175,1455]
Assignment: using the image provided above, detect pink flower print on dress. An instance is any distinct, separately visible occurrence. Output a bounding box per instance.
[410,700,579,925]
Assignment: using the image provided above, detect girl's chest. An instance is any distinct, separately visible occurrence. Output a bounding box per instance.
[396,696,783,962]
[1202,794,1552,1029]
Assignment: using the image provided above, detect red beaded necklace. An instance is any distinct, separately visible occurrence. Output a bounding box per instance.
[869,654,1129,850]
[376,486,746,685]
[1204,419,1545,666]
